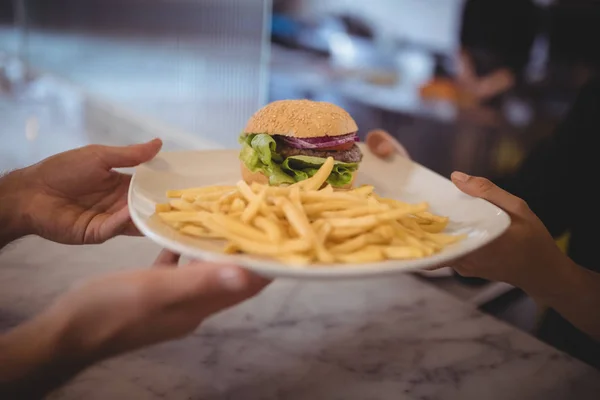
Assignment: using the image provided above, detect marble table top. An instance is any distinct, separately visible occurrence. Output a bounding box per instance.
[1,237,599,400]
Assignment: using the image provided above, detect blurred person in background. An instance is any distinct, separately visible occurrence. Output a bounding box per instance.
[420,0,539,107]
[456,0,540,105]
[368,75,600,368]
[0,140,268,398]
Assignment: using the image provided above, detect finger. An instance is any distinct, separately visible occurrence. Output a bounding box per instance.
[153,250,181,268]
[121,221,142,237]
[147,263,270,317]
[366,129,410,159]
[93,138,163,169]
[450,172,528,215]
[94,206,133,242]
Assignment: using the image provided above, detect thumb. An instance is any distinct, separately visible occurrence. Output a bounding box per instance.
[154,262,270,316]
[451,171,528,215]
[95,138,163,169]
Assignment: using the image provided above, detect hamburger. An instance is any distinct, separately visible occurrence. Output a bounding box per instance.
[239,99,363,189]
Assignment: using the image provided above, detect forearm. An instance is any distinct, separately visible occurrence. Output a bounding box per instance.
[0,170,31,249]
[0,308,89,398]
[524,260,600,341]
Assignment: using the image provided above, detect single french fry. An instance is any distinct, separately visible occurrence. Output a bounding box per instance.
[426,232,467,246]
[321,205,387,219]
[415,211,449,224]
[290,186,303,211]
[155,203,172,212]
[383,246,424,259]
[207,214,269,242]
[158,211,210,224]
[166,185,236,198]
[300,191,369,204]
[415,220,448,234]
[217,190,241,207]
[315,222,334,263]
[192,201,214,212]
[329,232,388,254]
[329,234,368,254]
[210,200,221,213]
[335,246,385,263]
[319,184,334,194]
[231,198,247,214]
[349,185,374,197]
[303,201,362,216]
[312,219,326,232]
[237,180,257,202]
[180,224,223,239]
[329,226,370,241]
[169,199,198,211]
[328,204,429,230]
[398,217,427,239]
[183,190,234,203]
[373,195,415,210]
[276,253,313,266]
[223,242,240,254]
[254,215,282,243]
[163,221,185,230]
[277,198,315,241]
[371,225,395,242]
[229,236,312,257]
[404,235,436,256]
[301,156,335,191]
[242,186,267,224]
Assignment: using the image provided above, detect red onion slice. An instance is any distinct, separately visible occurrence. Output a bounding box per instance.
[280,132,358,149]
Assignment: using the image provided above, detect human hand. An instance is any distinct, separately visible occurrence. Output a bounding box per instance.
[4,139,162,244]
[52,251,269,360]
[447,172,571,290]
[365,129,410,159]
[0,250,269,397]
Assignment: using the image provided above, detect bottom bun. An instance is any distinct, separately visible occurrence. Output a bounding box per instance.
[240,162,356,189]
[240,162,270,185]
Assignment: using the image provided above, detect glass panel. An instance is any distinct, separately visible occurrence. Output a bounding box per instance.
[2,0,271,148]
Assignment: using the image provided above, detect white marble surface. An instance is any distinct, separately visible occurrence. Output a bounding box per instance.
[1,237,599,400]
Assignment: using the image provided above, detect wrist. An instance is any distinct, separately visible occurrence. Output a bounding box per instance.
[0,169,33,245]
[521,257,583,304]
[0,306,88,397]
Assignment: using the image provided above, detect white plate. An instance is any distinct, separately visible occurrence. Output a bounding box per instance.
[128,144,510,279]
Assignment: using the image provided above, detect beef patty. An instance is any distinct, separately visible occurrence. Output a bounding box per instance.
[277,142,363,164]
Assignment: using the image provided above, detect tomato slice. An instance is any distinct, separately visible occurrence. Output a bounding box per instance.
[318,141,355,151]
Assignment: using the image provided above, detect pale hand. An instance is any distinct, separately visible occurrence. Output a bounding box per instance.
[0,251,270,398]
[50,250,269,360]
[9,139,162,244]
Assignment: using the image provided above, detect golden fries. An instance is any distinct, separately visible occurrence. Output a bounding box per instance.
[155,158,464,266]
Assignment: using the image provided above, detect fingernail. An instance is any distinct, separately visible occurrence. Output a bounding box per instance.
[218,266,247,292]
[451,171,470,182]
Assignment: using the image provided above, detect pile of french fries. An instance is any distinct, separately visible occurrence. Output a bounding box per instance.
[155,157,464,266]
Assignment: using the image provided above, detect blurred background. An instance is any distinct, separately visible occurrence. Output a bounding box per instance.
[1,0,598,338]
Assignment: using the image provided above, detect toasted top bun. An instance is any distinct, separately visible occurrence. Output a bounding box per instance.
[240,162,356,189]
[243,99,358,139]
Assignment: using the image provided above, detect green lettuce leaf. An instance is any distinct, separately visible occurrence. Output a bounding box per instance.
[238,133,359,187]
[239,133,294,185]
